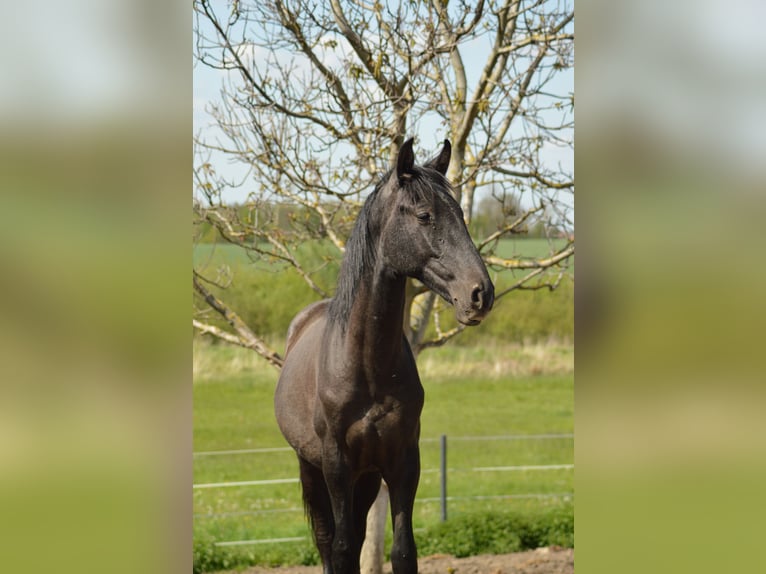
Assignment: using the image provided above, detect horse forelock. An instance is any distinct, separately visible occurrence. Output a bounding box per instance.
[397,166,458,213]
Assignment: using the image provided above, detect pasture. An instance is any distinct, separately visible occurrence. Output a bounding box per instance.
[193,339,573,570]
[193,236,573,571]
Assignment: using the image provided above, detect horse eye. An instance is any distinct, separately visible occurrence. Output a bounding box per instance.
[416,212,431,223]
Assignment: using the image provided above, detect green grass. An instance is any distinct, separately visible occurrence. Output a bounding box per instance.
[193,340,573,571]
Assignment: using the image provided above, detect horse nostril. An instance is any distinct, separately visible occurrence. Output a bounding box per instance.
[470,284,484,310]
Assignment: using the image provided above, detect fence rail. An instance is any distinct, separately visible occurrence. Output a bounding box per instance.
[194,446,293,457]
[197,492,574,520]
[195,432,573,547]
[193,463,573,490]
[193,477,299,489]
[215,536,306,547]
[193,433,574,458]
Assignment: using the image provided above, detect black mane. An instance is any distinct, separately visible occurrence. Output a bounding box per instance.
[326,184,379,328]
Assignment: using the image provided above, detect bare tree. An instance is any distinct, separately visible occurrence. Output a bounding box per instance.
[193,0,572,568]
[193,0,573,360]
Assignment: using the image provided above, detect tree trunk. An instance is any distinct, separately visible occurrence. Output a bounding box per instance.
[360,482,389,574]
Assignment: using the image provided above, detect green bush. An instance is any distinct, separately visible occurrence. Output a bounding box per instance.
[193,505,573,572]
[192,536,233,574]
[416,504,574,558]
[193,538,320,574]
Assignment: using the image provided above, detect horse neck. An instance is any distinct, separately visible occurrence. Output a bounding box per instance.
[336,262,408,376]
[328,192,408,377]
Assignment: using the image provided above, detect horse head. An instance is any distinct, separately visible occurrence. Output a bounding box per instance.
[376,138,494,326]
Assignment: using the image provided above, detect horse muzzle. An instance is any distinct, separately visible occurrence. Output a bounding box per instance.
[454,280,494,326]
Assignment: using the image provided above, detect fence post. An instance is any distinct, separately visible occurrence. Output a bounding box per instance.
[440,434,447,522]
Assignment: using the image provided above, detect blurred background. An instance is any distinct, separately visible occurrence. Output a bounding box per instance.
[1,0,765,573]
[577,0,766,572]
[0,1,189,573]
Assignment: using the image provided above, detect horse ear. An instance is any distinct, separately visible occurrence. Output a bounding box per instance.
[396,137,416,182]
[424,139,451,175]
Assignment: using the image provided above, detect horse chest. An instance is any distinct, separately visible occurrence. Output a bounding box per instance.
[342,389,423,467]
[315,336,425,467]
[362,399,408,435]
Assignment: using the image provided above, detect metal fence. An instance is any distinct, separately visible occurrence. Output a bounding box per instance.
[193,432,574,547]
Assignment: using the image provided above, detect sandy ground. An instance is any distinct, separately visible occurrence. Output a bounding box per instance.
[227,547,574,574]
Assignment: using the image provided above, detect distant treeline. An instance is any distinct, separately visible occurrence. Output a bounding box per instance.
[194,199,558,245]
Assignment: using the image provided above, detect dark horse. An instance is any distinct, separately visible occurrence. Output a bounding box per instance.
[274,139,494,574]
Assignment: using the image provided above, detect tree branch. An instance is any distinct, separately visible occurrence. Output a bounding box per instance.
[492,166,574,190]
[415,324,466,353]
[477,203,546,251]
[329,0,399,99]
[273,0,364,152]
[193,271,284,369]
[485,242,574,270]
[456,0,519,151]
[197,0,347,140]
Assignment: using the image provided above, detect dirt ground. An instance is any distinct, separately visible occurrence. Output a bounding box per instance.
[232,547,574,574]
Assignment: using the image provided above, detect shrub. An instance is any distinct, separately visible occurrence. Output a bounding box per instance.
[416,504,573,558]
[193,536,233,574]
[192,537,320,574]
[193,506,573,572]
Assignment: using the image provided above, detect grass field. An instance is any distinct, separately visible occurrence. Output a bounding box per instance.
[193,339,573,569]
[193,235,573,570]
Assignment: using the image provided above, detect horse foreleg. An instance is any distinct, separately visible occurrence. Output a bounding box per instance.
[322,442,358,574]
[385,446,420,574]
[353,472,383,559]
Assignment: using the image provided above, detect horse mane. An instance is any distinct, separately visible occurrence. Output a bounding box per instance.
[327,181,380,329]
[326,166,456,331]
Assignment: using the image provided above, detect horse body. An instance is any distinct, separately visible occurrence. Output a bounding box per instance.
[274,139,493,574]
[277,296,421,471]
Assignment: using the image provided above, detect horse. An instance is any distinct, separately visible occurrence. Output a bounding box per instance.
[274,138,494,574]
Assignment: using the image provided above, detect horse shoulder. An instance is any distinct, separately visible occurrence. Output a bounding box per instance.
[285,299,330,355]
